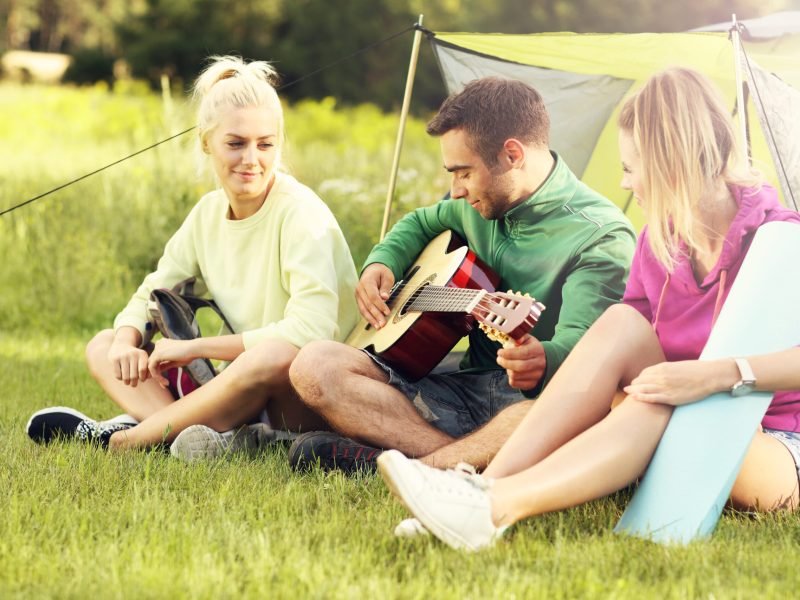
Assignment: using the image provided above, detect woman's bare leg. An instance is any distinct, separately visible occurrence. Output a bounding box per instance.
[485,304,666,479]
[108,339,310,450]
[488,412,799,529]
[86,330,173,421]
[489,398,673,525]
[730,430,799,511]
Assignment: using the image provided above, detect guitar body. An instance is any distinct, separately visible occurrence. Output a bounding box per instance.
[346,230,500,381]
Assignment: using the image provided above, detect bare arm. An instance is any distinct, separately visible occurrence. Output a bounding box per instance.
[624,347,800,406]
[146,334,245,385]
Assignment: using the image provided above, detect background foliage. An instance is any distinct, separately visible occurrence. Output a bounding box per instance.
[0,82,446,334]
[2,0,799,110]
[2,4,800,596]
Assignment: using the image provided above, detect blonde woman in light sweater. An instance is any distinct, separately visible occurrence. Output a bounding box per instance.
[26,56,359,456]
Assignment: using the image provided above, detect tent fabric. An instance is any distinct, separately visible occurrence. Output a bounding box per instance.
[693,11,800,38]
[429,23,800,229]
[435,42,633,178]
[744,53,800,209]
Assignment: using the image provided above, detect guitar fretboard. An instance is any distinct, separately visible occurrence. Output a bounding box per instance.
[402,284,483,313]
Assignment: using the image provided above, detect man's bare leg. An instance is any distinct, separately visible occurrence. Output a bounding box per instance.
[290,341,454,456]
[421,401,533,469]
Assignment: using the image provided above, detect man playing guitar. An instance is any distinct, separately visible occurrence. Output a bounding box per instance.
[288,77,635,476]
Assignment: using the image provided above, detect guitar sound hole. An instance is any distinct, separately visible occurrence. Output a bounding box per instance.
[400,282,429,317]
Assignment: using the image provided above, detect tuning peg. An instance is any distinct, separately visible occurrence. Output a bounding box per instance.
[479,323,514,348]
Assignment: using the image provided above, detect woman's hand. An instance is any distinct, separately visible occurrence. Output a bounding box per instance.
[108,337,149,388]
[624,359,739,406]
[147,338,199,387]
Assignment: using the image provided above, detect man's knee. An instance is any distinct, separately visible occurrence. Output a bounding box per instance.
[289,341,349,406]
[85,329,114,376]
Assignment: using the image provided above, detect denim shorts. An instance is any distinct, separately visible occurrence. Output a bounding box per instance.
[764,428,800,480]
[366,352,528,438]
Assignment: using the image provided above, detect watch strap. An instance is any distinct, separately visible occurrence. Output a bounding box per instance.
[733,357,756,384]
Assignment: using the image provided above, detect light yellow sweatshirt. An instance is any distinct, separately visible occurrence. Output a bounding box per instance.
[113,172,359,350]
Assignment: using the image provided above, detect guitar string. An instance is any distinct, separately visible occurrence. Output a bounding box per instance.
[395,283,540,338]
[391,280,539,320]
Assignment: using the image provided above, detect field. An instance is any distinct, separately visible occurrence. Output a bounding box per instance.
[1,83,799,598]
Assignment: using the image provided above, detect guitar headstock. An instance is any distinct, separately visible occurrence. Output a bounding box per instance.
[472,290,545,347]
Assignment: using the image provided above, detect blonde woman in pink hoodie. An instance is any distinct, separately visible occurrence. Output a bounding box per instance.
[376,67,800,551]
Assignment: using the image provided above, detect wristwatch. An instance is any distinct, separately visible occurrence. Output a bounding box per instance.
[730,357,757,397]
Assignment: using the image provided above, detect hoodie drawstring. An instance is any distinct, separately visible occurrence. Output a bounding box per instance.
[711,269,728,328]
[652,268,728,332]
[652,273,670,333]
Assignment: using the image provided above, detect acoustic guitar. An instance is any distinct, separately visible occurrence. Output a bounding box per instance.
[346,230,545,380]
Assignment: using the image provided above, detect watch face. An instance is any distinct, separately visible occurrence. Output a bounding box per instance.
[731,382,755,397]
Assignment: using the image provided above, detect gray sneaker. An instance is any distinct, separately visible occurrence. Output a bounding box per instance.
[169,423,295,462]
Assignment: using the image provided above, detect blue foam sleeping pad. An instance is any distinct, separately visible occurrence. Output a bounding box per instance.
[615,221,800,544]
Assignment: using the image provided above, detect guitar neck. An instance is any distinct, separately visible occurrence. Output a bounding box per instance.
[404,285,484,313]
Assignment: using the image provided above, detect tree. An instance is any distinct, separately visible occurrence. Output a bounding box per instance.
[115,0,280,89]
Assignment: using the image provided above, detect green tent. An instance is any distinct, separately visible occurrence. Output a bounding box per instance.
[424,13,800,230]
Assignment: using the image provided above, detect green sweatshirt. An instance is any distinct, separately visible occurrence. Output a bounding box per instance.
[365,154,635,393]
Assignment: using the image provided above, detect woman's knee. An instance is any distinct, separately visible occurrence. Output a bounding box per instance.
[232,339,298,387]
[596,303,652,333]
[85,329,114,375]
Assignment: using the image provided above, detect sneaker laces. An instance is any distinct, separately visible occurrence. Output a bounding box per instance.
[423,462,492,497]
[450,462,491,491]
[75,420,133,446]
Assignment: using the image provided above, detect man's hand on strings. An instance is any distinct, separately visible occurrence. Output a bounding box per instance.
[356,263,395,329]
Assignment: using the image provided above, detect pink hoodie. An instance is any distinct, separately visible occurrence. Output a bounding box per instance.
[623,183,800,432]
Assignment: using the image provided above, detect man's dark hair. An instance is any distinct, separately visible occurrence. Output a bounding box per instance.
[426,77,550,168]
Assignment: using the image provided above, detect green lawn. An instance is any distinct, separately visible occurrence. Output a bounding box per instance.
[2,82,798,598]
[2,332,799,599]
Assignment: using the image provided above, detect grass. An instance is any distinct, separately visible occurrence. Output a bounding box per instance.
[0,82,446,335]
[2,82,800,598]
[2,332,800,599]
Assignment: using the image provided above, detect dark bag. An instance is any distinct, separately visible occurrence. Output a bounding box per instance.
[147,277,233,393]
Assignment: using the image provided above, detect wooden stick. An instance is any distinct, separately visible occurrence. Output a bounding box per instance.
[379,15,424,241]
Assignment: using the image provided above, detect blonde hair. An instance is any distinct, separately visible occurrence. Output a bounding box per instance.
[192,55,284,173]
[618,67,759,270]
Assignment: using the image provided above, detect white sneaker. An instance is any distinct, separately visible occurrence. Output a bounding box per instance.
[377,449,506,551]
[170,423,293,462]
[394,518,429,538]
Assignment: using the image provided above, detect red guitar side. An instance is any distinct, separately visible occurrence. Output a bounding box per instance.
[345,230,544,381]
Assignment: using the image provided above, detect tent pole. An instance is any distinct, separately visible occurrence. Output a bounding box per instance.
[730,13,749,163]
[379,15,424,241]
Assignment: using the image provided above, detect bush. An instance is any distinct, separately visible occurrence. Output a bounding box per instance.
[62,48,116,85]
[0,83,446,334]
